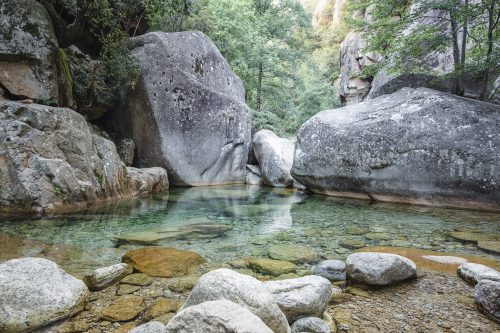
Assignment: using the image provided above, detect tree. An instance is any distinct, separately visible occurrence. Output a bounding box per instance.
[348,0,499,101]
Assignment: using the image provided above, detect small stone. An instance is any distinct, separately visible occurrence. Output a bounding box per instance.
[117,285,141,296]
[145,298,181,321]
[458,262,500,285]
[83,264,133,291]
[58,321,91,333]
[121,273,153,286]
[154,312,175,325]
[313,260,346,282]
[365,232,392,241]
[346,286,370,298]
[100,295,144,322]
[167,274,201,293]
[345,225,369,235]
[248,258,297,276]
[339,239,366,249]
[291,317,331,333]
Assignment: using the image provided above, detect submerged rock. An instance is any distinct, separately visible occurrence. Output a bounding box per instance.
[253,129,295,187]
[290,317,331,333]
[292,88,500,210]
[264,275,332,323]
[0,258,89,333]
[477,241,500,255]
[313,260,347,282]
[112,31,251,186]
[181,268,290,333]
[115,223,233,245]
[268,244,320,264]
[346,252,417,285]
[167,300,274,333]
[0,101,168,215]
[474,280,500,323]
[458,263,500,285]
[83,263,133,291]
[248,258,297,277]
[122,247,206,278]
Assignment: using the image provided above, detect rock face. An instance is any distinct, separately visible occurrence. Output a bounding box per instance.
[253,129,295,187]
[474,280,500,323]
[457,263,500,286]
[113,31,251,186]
[0,258,89,333]
[346,252,417,286]
[292,88,500,211]
[167,300,274,333]
[264,275,332,323]
[0,101,169,215]
[246,164,262,185]
[0,0,60,101]
[290,317,331,333]
[182,269,290,333]
[122,247,206,278]
[83,263,133,291]
[337,32,381,106]
[313,260,347,282]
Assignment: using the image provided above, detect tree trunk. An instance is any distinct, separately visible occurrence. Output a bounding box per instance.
[257,62,263,112]
[480,1,495,101]
[450,10,464,96]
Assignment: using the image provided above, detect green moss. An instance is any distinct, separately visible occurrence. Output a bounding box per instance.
[58,48,74,105]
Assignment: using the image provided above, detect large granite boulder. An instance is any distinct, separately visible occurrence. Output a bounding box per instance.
[474,280,500,323]
[0,0,60,101]
[253,129,295,187]
[112,31,251,186]
[292,88,500,210]
[346,252,417,286]
[264,275,332,323]
[0,258,89,333]
[0,101,168,215]
[290,317,331,333]
[457,263,500,286]
[182,269,290,333]
[166,300,274,333]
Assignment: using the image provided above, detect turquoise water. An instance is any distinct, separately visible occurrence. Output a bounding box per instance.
[1,186,499,272]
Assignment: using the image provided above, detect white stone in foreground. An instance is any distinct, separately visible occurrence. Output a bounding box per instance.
[346,252,417,285]
[0,258,89,333]
[458,262,500,285]
[181,268,289,333]
[166,300,273,333]
[264,275,332,323]
[83,263,133,291]
[130,321,166,333]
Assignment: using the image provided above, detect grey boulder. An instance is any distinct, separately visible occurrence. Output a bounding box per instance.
[313,260,346,282]
[166,300,273,333]
[291,317,331,333]
[181,268,290,333]
[114,31,251,186]
[346,252,417,286]
[0,0,60,101]
[246,164,262,185]
[0,101,168,215]
[0,258,89,333]
[83,263,133,291]
[474,280,500,323]
[264,275,332,323]
[292,88,500,211]
[253,129,295,187]
[458,263,500,286]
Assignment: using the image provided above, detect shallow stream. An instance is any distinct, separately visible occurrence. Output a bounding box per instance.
[1,186,498,275]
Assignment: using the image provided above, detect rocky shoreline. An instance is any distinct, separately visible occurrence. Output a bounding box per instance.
[1,245,498,333]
